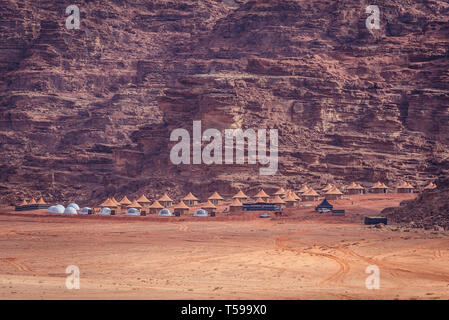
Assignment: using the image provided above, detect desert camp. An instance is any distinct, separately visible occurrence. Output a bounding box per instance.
[12,179,432,219]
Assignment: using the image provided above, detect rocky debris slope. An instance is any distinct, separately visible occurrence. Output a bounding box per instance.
[0,0,448,204]
[383,177,449,230]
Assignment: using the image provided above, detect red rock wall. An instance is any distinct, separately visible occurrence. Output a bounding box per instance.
[0,0,448,204]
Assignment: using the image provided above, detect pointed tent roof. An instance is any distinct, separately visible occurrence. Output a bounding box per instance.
[325,186,343,195]
[298,185,310,194]
[271,195,285,204]
[37,197,46,204]
[208,192,224,200]
[356,183,365,189]
[371,181,388,189]
[29,198,37,204]
[397,181,414,189]
[255,197,265,203]
[316,199,333,209]
[111,197,120,206]
[233,190,248,199]
[137,194,151,203]
[274,187,286,195]
[284,192,297,202]
[290,191,300,201]
[149,200,164,209]
[424,182,437,190]
[101,198,117,207]
[322,183,334,192]
[119,196,132,205]
[174,201,189,209]
[254,189,269,198]
[303,188,319,196]
[158,193,173,202]
[202,200,216,209]
[347,182,364,190]
[229,198,243,207]
[19,199,28,206]
[182,192,199,201]
[127,199,142,208]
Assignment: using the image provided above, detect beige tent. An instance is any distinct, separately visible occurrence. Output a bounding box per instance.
[298,185,310,194]
[208,192,224,205]
[289,190,300,201]
[202,200,217,213]
[346,182,364,195]
[127,199,142,210]
[273,187,286,197]
[371,181,389,194]
[158,193,173,207]
[229,198,243,212]
[137,194,151,208]
[325,186,343,200]
[302,188,320,201]
[254,189,270,202]
[100,198,118,209]
[283,193,297,208]
[174,201,190,215]
[322,183,334,192]
[271,195,285,209]
[232,190,248,201]
[119,196,132,209]
[255,197,265,203]
[110,197,119,206]
[397,181,414,194]
[149,200,164,214]
[182,192,199,206]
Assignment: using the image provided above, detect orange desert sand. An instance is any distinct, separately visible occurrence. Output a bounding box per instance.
[1,194,448,300]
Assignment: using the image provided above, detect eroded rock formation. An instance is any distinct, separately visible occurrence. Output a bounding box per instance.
[0,0,448,204]
[383,177,449,230]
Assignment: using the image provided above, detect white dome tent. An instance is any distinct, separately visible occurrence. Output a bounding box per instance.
[126,208,140,216]
[67,203,80,211]
[99,207,111,215]
[194,209,208,217]
[48,205,64,214]
[64,207,77,215]
[79,207,91,215]
[158,208,172,216]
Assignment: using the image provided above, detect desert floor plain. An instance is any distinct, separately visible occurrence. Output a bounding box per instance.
[1,193,448,300]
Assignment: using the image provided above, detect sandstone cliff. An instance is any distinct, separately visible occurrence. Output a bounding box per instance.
[383,177,449,229]
[0,0,448,204]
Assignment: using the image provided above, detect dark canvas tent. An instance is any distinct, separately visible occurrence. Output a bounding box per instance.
[315,199,333,212]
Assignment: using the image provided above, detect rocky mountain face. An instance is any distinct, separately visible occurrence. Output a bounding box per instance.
[383,177,449,229]
[0,0,448,204]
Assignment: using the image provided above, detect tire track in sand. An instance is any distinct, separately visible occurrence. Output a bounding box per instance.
[0,257,39,276]
[333,238,449,283]
[274,230,351,285]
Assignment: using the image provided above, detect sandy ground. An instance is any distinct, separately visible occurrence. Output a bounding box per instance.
[1,193,448,300]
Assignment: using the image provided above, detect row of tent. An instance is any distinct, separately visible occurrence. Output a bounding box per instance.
[18,179,436,209]
[46,202,212,217]
[18,180,437,216]
[90,180,438,216]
